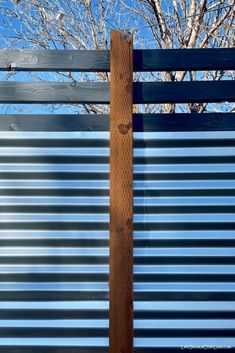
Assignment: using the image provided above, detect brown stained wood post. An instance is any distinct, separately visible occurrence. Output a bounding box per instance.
[109,30,134,353]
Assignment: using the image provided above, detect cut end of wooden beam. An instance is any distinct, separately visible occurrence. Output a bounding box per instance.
[120,30,133,43]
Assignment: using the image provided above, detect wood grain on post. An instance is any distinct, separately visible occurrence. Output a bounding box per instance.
[109,30,134,353]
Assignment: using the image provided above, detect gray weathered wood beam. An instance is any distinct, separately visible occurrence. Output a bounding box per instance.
[0,48,234,72]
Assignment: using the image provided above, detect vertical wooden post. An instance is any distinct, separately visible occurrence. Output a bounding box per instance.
[109,30,133,353]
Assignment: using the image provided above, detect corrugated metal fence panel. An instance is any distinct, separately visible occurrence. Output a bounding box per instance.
[133,127,235,352]
[1,115,235,351]
[0,120,110,353]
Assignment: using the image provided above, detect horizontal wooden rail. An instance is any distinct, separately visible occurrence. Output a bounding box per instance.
[132,113,235,131]
[134,48,235,71]
[0,114,110,131]
[0,113,234,131]
[0,81,234,104]
[0,48,234,72]
[0,50,110,72]
[134,81,235,104]
[0,82,109,103]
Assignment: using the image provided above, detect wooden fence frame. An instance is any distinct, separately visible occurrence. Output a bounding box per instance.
[0,32,235,353]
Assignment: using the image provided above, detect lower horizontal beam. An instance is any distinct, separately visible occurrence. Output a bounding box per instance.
[0,115,109,131]
[0,82,109,104]
[0,113,234,131]
[133,113,235,132]
[0,81,234,104]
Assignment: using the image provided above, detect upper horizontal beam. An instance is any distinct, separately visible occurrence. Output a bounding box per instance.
[134,48,235,72]
[0,48,234,72]
[0,50,110,72]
